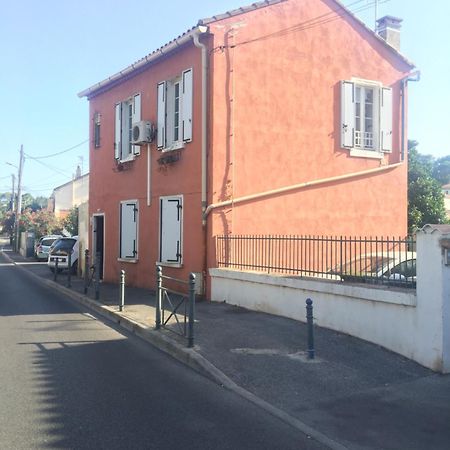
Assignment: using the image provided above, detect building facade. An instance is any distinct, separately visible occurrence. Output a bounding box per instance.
[79,0,416,295]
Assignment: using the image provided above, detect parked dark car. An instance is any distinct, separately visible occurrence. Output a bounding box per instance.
[47,236,79,273]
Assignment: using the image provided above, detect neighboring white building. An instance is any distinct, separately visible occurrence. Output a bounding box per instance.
[49,172,89,219]
[442,183,450,219]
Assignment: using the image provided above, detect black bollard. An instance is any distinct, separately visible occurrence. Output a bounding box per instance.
[67,251,72,288]
[54,258,59,282]
[119,270,125,311]
[306,298,315,359]
[95,251,100,300]
[187,273,196,348]
[83,249,89,295]
[155,266,162,330]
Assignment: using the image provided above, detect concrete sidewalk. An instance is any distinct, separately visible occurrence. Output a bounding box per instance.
[2,240,450,450]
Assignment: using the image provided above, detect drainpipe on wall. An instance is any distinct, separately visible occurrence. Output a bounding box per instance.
[192,26,208,226]
[400,71,420,161]
[204,163,404,218]
[192,26,209,296]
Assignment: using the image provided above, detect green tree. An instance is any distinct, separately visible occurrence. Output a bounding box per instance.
[21,193,48,212]
[433,155,450,186]
[21,193,35,210]
[408,140,448,232]
[63,206,79,236]
[1,210,15,236]
[17,208,62,238]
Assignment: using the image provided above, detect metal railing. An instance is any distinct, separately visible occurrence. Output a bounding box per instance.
[155,266,196,347]
[216,235,416,288]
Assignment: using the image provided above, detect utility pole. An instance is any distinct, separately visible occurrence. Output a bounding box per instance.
[10,174,15,211]
[15,145,25,252]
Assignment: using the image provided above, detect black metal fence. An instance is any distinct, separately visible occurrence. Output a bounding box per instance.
[155,266,196,348]
[216,235,416,288]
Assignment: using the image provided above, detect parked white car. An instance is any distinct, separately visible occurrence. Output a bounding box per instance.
[35,235,62,261]
[330,253,416,286]
[47,236,79,273]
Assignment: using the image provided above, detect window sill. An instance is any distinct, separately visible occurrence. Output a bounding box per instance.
[348,148,384,159]
[118,155,136,164]
[117,258,138,263]
[160,142,185,153]
[157,261,183,269]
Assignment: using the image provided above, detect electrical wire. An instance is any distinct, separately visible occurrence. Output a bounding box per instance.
[22,167,78,189]
[21,187,61,193]
[26,157,74,178]
[25,139,88,160]
[215,0,389,50]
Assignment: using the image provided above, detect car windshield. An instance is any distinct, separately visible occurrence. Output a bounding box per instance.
[52,239,76,252]
[41,238,58,247]
[385,259,416,278]
[334,255,397,276]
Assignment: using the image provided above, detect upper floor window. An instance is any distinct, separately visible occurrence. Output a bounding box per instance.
[94,112,101,148]
[341,79,392,157]
[157,69,193,151]
[115,93,141,162]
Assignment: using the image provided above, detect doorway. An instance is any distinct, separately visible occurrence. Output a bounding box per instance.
[93,215,104,280]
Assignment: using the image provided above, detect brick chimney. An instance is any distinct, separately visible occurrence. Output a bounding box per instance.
[376,15,402,51]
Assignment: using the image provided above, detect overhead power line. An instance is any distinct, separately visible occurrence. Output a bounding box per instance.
[220,0,389,50]
[26,157,73,178]
[25,139,88,160]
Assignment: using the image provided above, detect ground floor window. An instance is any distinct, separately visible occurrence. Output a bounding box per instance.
[120,200,138,259]
[159,196,182,264]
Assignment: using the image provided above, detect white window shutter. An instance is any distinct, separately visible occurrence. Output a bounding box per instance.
[182,69,193,142]
[160,197,182,263]
[115,103,122,159]
[341,81,355,149]
[380,87,393,152]
[157,82,166,149]
[132,93,141,155]
[120,202,138,259]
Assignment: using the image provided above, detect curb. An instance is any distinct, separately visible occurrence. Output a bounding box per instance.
[2,248,348,450]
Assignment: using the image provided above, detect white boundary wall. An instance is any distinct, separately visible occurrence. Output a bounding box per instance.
[210,226,450,373]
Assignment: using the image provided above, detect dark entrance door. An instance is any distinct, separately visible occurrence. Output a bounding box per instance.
[93,215,104,280]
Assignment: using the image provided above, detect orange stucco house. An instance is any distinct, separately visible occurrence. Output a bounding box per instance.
[79,0,416,296]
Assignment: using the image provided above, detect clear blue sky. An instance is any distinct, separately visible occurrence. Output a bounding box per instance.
[0,0,448,197]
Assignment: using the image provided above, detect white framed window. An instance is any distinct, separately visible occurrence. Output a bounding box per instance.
[159,196,183,265]
[157,69,193,151]
[94,112,101,148]
[341,79,392,156]
[119,200,138,260]
[115,93,141,162]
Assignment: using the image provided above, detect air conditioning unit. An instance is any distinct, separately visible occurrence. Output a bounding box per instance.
[131,121,154,145]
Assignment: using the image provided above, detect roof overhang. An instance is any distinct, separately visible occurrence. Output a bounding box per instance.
[331,0,415,69]
[78,26,208,99]
[78,0,415,100]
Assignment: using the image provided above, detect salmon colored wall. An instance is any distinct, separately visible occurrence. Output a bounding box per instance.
[87,0,414,297]
[206,0,413,261]
[88,44,204,288]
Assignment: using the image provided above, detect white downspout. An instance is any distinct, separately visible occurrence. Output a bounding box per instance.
[147,143,151,206]
[192,26,208,226]
[192,26,209,296]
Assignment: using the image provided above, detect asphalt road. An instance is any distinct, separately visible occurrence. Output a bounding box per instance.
[0,249,325,450]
